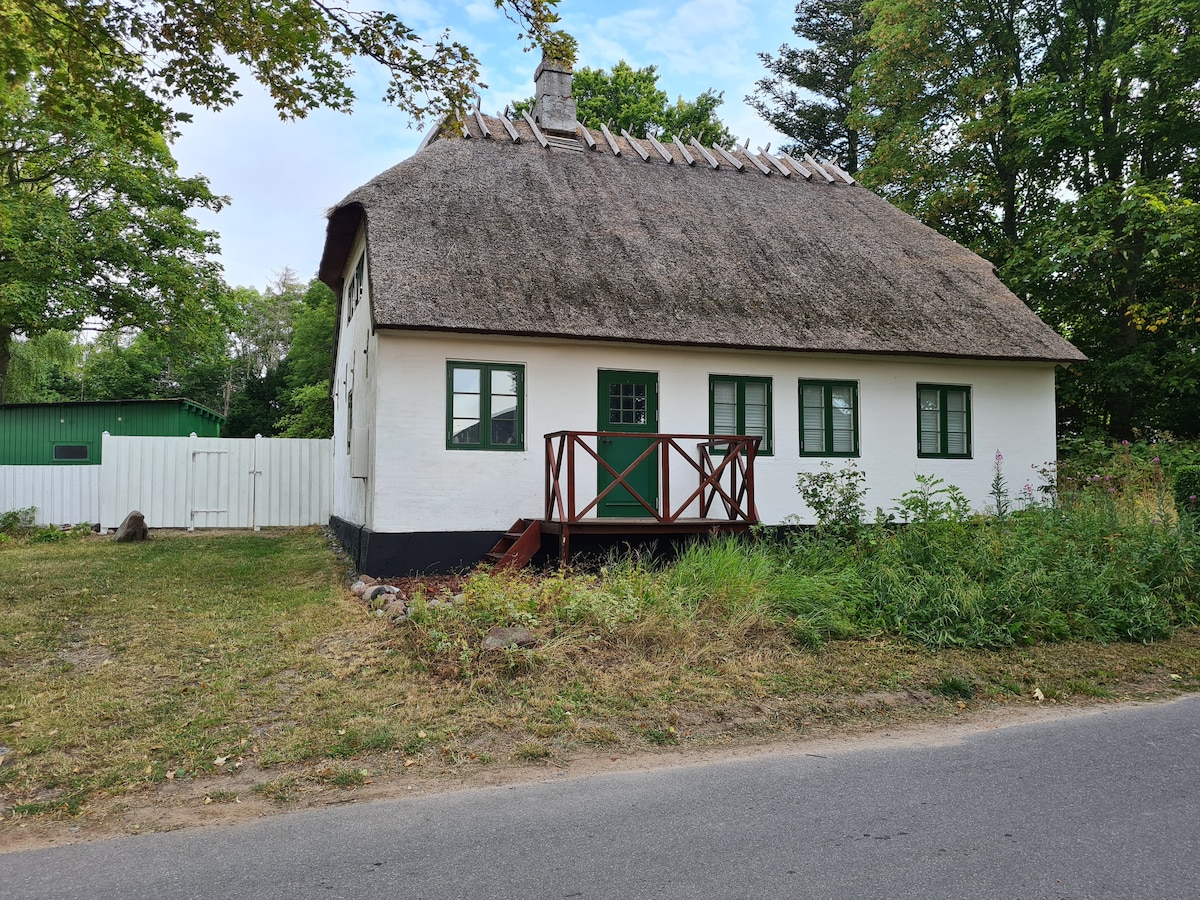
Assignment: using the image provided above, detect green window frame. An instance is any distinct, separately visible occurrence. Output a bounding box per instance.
[709,375,772,455]
[798,380,859,457]
[447,362,525,451]
[917,384,971,458]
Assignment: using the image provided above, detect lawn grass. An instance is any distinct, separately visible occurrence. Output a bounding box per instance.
[2,525,1199,824]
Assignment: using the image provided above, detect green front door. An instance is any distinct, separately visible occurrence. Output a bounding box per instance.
[597,370,659,518]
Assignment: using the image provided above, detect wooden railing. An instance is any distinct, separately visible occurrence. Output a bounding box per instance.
[544,431,760,525]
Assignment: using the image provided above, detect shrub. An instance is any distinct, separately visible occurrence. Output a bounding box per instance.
[0,507,36,534]
[795,460,867,536]
[1173,466,1200,528]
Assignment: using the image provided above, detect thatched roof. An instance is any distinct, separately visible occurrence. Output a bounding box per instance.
[319,114,1084,364]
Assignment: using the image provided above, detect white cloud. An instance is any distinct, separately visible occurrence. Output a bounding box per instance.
[463,1,499,22]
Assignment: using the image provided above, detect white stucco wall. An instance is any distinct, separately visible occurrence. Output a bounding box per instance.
[331,228,375,524]
[357,332,1060,533]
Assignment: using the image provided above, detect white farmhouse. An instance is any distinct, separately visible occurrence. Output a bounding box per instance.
[318,59,1085,576]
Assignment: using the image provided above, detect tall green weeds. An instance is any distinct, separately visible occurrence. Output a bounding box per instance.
[410,445,1200,658]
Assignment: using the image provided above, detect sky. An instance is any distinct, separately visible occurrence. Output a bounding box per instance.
[169,0,800,292]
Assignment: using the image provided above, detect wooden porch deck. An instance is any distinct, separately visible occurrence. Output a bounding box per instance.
[487,431,763,569]
[540,517,756,536]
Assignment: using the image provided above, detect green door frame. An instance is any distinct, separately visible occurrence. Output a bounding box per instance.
[597,370,659,518]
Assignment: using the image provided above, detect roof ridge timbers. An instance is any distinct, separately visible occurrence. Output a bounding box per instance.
[498,113,521,143]
[521,109,551,149]
[576,122,597,150]
[712,144,745,171]
[779,151,813,179]
[473,107,492,139]
[757,148,791,177]
[821,158,857,185]
[646,132,674,163]
[600,122,621,156]
[672,136,696,166]
[804,153,836,183]
[689,138,720,169]
[741,147,773,176]
[417,120,441,152]
[620,129,652,161]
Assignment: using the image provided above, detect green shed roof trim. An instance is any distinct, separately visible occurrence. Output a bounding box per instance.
[0,398,226,425]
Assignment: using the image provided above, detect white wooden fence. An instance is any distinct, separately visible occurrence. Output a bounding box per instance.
[0,465,99,526]
[1,434,332,530]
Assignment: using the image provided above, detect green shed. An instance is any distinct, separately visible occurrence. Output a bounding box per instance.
[0,399,224,465]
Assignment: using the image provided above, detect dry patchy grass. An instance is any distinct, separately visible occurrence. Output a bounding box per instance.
[1,528,1198,830]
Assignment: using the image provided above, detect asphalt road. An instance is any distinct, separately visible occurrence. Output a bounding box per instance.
[5,696,1199,900]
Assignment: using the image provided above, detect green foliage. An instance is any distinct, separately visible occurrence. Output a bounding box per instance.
[1174,466,1200,528]
[893,475,971,524]
[848,0,1200,439]
[274,382,334,438]
[750,0,873,170]
[794,460,868,535]
[0,65,228,401]
[569,62,736,144]
[541,29,578,66]
[6,0,565,126]
[2,0,564,403]
[932,676,977,701]
[4,331,82,403]
[0,507,36,534]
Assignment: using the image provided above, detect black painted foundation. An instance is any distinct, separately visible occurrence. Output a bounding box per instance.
[329,516,732,576]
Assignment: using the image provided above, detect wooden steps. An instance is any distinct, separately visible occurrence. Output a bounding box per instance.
[483,518,543,570]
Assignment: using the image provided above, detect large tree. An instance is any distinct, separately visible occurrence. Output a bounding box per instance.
[0,71,227,401]
[848,0,1200,439]
[1,0,566,402]
[749,0,874,172]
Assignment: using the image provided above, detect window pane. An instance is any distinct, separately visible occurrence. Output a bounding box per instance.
[801,385,825,452]
[610,383,647,425]
[453,394,479,419]
[919,409,941,454]
[946,389,968,454]
[452,419,480,444]
[743,382,768,440]
[491,404,518,445]
[491,369,518,396]
[453,368,480,393]
[713,380,737,433]
[945,423,967,455]
[53,444,88,460]
[744,381,767,406]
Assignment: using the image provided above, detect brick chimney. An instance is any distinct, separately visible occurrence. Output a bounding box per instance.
[533,57,577,136]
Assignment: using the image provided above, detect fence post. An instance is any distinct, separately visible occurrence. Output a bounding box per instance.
[252,434,263,531]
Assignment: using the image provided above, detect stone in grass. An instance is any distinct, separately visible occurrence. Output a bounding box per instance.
[0,745,14,767]
[114,510,149,542]
[365,585,399,601]
[482,625,538,651]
